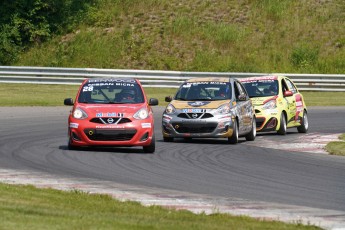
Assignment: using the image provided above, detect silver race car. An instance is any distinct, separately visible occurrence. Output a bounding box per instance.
[162,77,256,144]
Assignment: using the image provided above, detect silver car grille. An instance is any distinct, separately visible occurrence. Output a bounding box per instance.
[177,113,213,119]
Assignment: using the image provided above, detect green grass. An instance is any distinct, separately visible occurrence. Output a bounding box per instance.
[325,134,345,156]
[0,183,320,230]
[14,0,345,74]
[301,91,345,106]
[2,83,345,107]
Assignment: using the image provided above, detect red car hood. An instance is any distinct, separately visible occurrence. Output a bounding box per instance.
[77,103,146,116]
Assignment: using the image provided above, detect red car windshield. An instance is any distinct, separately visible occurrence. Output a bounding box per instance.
[78,79,145,104]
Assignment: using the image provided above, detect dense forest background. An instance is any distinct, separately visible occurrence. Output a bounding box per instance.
[0,0,344,73]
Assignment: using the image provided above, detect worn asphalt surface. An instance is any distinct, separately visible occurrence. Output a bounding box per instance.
[0,106,345,229]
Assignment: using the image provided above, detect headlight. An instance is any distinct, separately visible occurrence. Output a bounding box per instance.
[165,104,176,114]
[73,108,88,119]
[262,100,277,110]
[134,108,149,120]
[216,104,231,115]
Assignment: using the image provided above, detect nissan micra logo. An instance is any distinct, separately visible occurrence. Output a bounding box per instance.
[192,113,198,119]
[107,118,114,124]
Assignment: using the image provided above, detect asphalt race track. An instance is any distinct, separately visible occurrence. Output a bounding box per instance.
[1,106,345,228]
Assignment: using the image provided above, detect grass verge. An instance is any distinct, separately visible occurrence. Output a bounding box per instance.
[325,134,345,156]
[0,183,320,230]
[2,83,345,107]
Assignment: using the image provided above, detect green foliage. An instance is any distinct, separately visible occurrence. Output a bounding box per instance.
[0,24,22,64]
[0,0,95,65]
[253,0,292,20]
[290,44,319,71]
[7,0,345,74]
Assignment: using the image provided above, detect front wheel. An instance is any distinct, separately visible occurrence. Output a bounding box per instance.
[67,137,79,150]
[277,113,287,135]
[297,111,308,133]
[228,119,239,144]
[245,117,256,141]
[143,135,155,153]
[163,136,174,142]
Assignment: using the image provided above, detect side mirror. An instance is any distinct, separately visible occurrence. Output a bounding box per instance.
[284,90,293,97]
[148,98,159,106]
[165,96,172,102]
[238,93,247,101]
[64,98,74,106]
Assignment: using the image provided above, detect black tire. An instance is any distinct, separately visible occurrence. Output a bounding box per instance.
[277,113,287,135]
[67,137,78,150]
[163,136,174,142]
[228,119,239,144]
[297,110,308,133]
[184,137,192,142]
[245,117,256,141]
[143,135,155,153]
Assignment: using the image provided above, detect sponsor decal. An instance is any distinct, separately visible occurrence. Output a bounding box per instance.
[294,94,304,121]
[107,112,124,117]
[84,82,135,88]
[162,114,172,122]
[296,101,303,107]
[69,123,79,128]
[266,109,278,114]
[141,123,151,128]
[88,79,136,83]
[96,112,124,117]
[297,107,304,112]
[187,101,211,107]
[95,125,124,129]
[181,119,207,123]
[241,76,278,83]
[182,108,205,113]
[83,86,94,92]
[184,82,227,86]
[219,115,232,119]
[217,122,225,129]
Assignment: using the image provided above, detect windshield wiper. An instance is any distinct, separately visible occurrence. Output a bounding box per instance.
[104,101,126,104]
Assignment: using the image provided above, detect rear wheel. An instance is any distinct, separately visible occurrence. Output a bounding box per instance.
[297,110,308,133]
[143,135,155,153]
[245,117,256,141]
[277,113,287,135]
[228,119,238,144]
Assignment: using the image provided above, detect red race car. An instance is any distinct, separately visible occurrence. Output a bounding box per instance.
[64,78,158,153]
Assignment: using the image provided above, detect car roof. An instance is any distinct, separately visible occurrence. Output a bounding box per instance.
[186,77,231,83]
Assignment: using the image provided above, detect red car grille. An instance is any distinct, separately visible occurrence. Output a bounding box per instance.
[84,128,137,141]
[89,117,131,124]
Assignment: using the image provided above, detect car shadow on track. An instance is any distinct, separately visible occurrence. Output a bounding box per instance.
[156,138,247,145]
[59,145,153,154]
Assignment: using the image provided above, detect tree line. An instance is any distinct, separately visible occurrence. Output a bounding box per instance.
[0,0,95,65]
